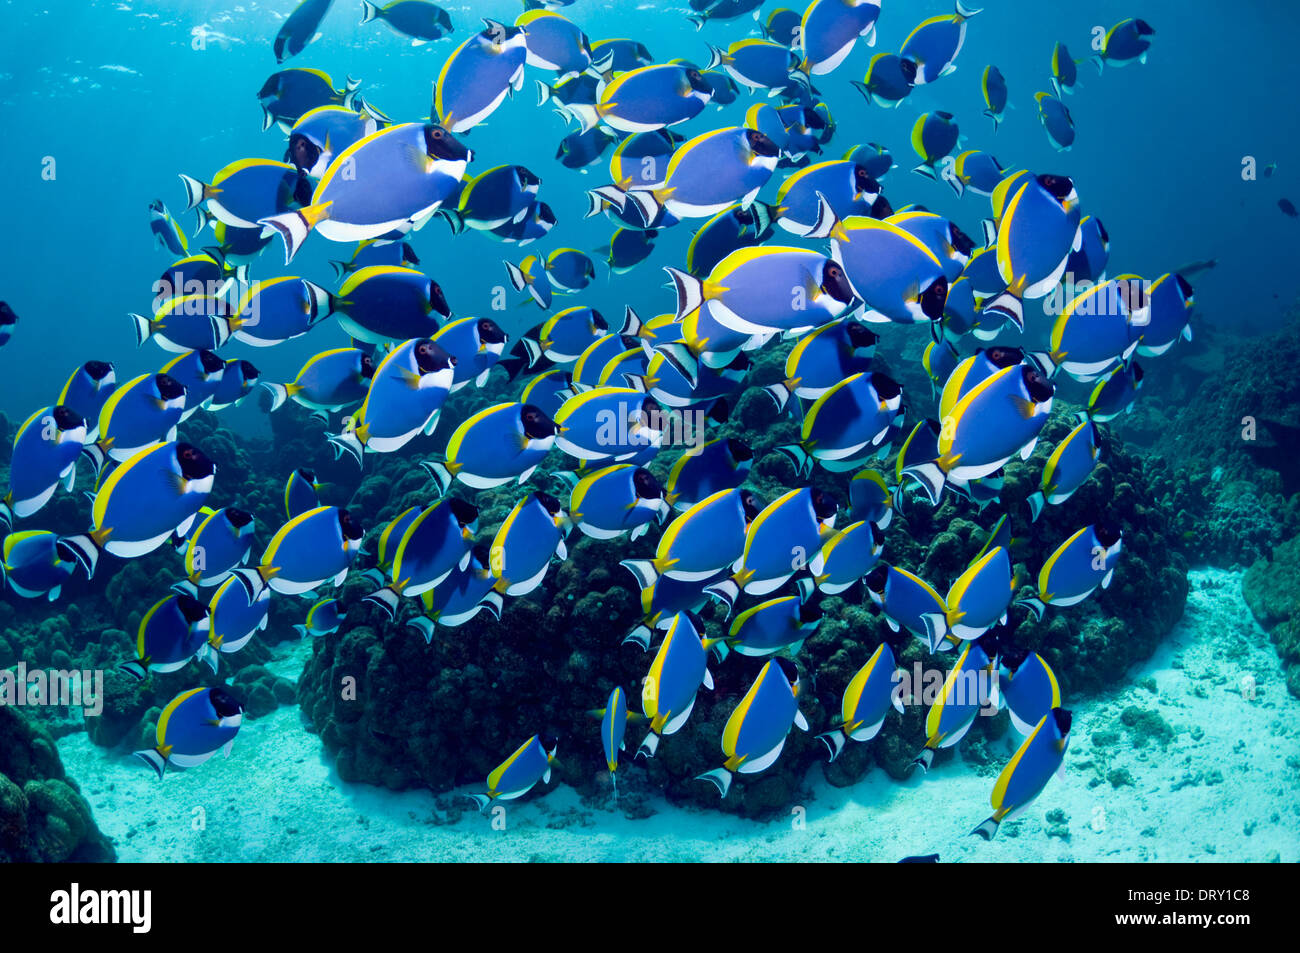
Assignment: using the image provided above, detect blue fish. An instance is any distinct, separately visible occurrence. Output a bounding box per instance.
[819,642,903,760]
[1018,522,1122,618]
[489,491,569,596]
[697,657,808,797]
[134,686,244,778]
[972,708,1071,839]
[294,597,348,638]
[121,592,212,680]
[1,531,77,601]
[235,505,364,599]
[1027,420,1102,521]
[466,734,558,811]
[1,405,86,525]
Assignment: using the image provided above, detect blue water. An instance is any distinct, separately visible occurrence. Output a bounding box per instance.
[1,0,1296,422]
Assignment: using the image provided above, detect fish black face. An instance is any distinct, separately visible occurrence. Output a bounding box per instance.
[539,732,561,752]
[257,74,281,101]
[869,521,886,547]
[338,508,364,541]
[516,166,541,190]
[1134,19,1154,35]
[821,261,856,307]
[1053,707,1073,735]
[745,129,780,158]
[292,171,315,208]
[226,507,253,529]
[638,396,662,428]
[864,564,888,593]
[51,405,82,431]
[685,68,711,95]
[1037,173,1075,204]
[899,58,919,85]
[949,225,975,258]
[740,490,762,521]
[477,318,507,345]
[872,372,902,401]
[1094,518,1122,548]
[424,123,470,162]
[1131,362,1145,384]
[520,403,557,440]
[298,467,317,484]
[176,442,216,481]
[149,199,165,214]
[535,490,562,516]
[773,656,799,687]
[985,346,1024,368]
[198,349,225,374]
[481,19,521,44]
[177,592,208,624]
[589,308,608,332]
[448,497,480,528]
[471,542,492,567]
[726,351,751,372]
[846,323,879,350]
[870,194,894,218]
[415,339,455,373]
[210,685,244,718]
[811,488,838,521]
[729,438,754,463]
[360,353,375,378]
[238,360,259,383]
[84,359,113,380]
[920,276,949,321]
[401,243,421,266]
[1023,366,1054,403]
[1175,274,1193,301]
[156,373,186,401]
[853,165,880,195]
[286,134,321,173]
[633,467,663,500]
[428,280,452,319]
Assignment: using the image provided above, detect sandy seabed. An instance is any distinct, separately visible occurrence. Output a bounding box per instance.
[58,568,1300,862]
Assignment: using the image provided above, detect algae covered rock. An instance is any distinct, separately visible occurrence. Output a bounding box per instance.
[1242,535,1300,697]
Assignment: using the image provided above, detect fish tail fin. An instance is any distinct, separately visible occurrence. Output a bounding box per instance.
[588,184,629,215]
[910,747,935,774]
[177,173,215,210]
[921,612,949,652]
[259,381,290,412]
[1090,55,1104,75]
[762,379,798,414]
[231,567,268,603]
[622,623,653,650]
[127,312,153,346]
[902,462,946,506]
[622,189,661,227]
[420,460,454,496]
[259,202,331,265]
[363,584,401,621]
[776,444,814,479]
[328,259,351,281]
[656,342,699,389]
[503,259,528,291]
[695,767,733,798]
[1015,596,1046,621]
[118,660,148,681]
[636,730,660,759]
[57,533,101,580]
[359,1,381,25]
[327,429,365,466]
[0,501,12,535]
[619,558,659,591]
[687,14,708,31]
[535,79,553,106]
[564,102,601,134]
[1026,491,1045,523]
[818,729,847,762]
[292,624,310,639]
[1026,350,1058,377]
[911,163,939,180]
[438,207,466,235]
[465,793,492,813]
[664,266,707,323]
[406,615,436,644]
[704,578,740,619]
[132,748,167,780]
[619,305,644,337]
[982,291,1024,332]
[955,0,983,19]
[705,45,728,68]
[803,191,841,240]
[971,815,1000,839]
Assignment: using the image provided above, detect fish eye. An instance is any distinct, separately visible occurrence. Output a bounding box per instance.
[1023,367,1054,402]
[729,438,753,462]
[85,360,113,379]
[871,372,901,401]
[360,354,375,374]
[227,507,253,528]
[864,564,888,591]
[1094,519,1122,547]
[774,657,799,684]
[986,346,1023,367]
[1054,708,1073,734]
[209,686,243,717]
[52,405,82,430]
[535,490,561,513]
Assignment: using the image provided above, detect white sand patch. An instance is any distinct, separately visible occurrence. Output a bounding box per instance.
[58,569,1300,861]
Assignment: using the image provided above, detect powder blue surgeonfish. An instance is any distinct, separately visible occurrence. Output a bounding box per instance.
[1135,273,1194,357]
[662,437,753,510]
[565,64,714,134]
[1086,362,1143,422]
[489,491,570,596]
[766,319,877,406]
[807,519,885,595]
[263,348,375,415]
[900,1,982,85]
[466,734,558,811]
[591,685,643,796]
[150,199,189,256]
[911,640,996,771]
[1095,18,1155,71]
[179,158,313,230]
[565,465,669,541]
[433,20,529,132]
[1,405,85,525]
[205,575,271,658]
[853,54,918,107]
[982,65,1008,128]
[910,111,960,180]
[1,531,78,601]
[1034,276,1143,381]
[361,1,454,45]
[134,686,244,779]
[517,8,591,79]
[554,387,663,464]
[294,597,348,638]
[972,708,1072,839]
[818,641,903,760]
[983,173,1082,328]
[796,0,881,76]
[180,505,255,586]
[121,592,212,680]
[274,0,331,62]
[1027,419,1102,522]
[333,266,452,345]
[706,486,838,609]
[1051,42,1079,97]
[160,350,225,422]
[284,468,322,519]
[58,441,216,578]
[998,650,1062,736]
[1065,215,1110,283]
[865,563,949,650]
[261,122,471,262]
[622,487,761,588]
[363,497,478,616]
[1018,521,1122,619]
[57,361,116,441]
[637,611,718,756]
[409,543,503,638]
[328,338,457,463]
[285,106,379,177]
[721,595,822,658]
[434,317,508,392]
[781,371,903,476]
[828,215,950,326]
[929,546,1016,643]
[771,160,882,237]
[234,505,365,599]
[697,657,808,798]
[1036,92,1075,151]
[209,359,262,411]
[231,276,333,347]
